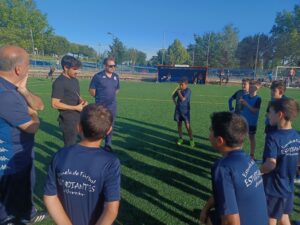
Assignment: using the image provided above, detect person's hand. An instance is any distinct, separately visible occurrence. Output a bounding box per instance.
[239,98,247,106]
[199,209,208,224]
[75,103,84,112]
[17,75,28,91]
[81,100,88,107]
[177,89,181,94]
[28,106,38,117]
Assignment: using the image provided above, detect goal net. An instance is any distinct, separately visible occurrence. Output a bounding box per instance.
[274,66,300,88]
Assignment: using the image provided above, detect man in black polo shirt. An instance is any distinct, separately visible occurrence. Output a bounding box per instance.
[51,55,88,147]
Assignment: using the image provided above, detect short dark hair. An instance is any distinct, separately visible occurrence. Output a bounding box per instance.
[250,80,261,89]
[179,76,188,84]
[80,104,113,141]
[271,80,286,93]
[0,45,24,71]
[269,98,299,121]
[242,78,250,83]
[61,55,81,70]
[103,57,115,65]
[210,112,248,147]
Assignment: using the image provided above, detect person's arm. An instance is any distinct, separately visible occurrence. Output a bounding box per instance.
[17,76,44,111]
[44,195,72,225]
[172,91,178,105]
[228,92,237,112]
[100,158,121,225]
[18,87,44,111]
[18,107,40,134]
[95,201,119,225]
[221,214,240,225]
[116,76,120,94]
[260,158,277,174]
[51,98,84,112]
[177,90,185,101]
[89,88,96,97]
[199,196,215,224]
[240,97,261,114]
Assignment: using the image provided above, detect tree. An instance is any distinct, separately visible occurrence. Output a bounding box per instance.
[108,38,126,64]
[189,25,239,67]
[165,39,191,65]
[44,35,70,55]
[136,51,147,65]
[219,24,239,67]
[236,34,273,69]
[271,4,300,65]
[0,0,51,53]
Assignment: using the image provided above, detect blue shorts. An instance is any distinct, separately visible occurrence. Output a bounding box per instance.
[174,110,190,123]
[266,194,294,219]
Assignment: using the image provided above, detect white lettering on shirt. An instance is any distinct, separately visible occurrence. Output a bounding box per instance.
[0,164,9,171]
[0,156,9,161]
[0,147,8,153]
[57,169,97,197]
[242,160,255,178]
[280,139,300,156]
[244,169,262,188]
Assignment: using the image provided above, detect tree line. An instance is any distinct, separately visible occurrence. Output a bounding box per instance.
[148,5,300,69]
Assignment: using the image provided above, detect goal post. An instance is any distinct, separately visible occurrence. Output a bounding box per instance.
[274,66,300,87]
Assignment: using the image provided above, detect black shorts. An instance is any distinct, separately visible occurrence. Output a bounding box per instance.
[249,125,257,135]
[266,194,294,219]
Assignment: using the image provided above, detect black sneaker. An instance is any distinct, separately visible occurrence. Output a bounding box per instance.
[19,211,48,224]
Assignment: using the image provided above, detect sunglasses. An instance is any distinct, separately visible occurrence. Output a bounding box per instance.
[107,65,116,68]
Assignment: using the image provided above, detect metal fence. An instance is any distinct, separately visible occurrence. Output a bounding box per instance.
[30,59,274,80]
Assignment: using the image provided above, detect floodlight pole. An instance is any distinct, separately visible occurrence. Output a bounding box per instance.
[254,34,260,78]
[192,46,195,66]
[30,28,35,55]
[162,32,165,65]
[206,32,211,67]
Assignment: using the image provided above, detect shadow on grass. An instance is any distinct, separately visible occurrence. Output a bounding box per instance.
[113,117,218,224]
[121,174,199,225]
[32,115,217,224]
[117,116,209,141]
[39,118,62,140]
[117,198,165,225]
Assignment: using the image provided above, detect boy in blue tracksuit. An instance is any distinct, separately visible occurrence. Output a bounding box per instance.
[240,80,261,159]
[228,78,249,114]
[172,77,194,147]
[261,98,300,225]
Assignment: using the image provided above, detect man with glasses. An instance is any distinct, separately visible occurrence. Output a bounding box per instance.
[89,57,120,151]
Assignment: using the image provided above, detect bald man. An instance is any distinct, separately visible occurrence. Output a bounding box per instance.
[0,45,46,224]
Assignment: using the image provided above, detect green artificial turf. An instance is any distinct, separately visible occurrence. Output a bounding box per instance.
[27,78,300,225]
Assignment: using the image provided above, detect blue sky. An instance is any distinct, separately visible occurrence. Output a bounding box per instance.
[36,0,298,59]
